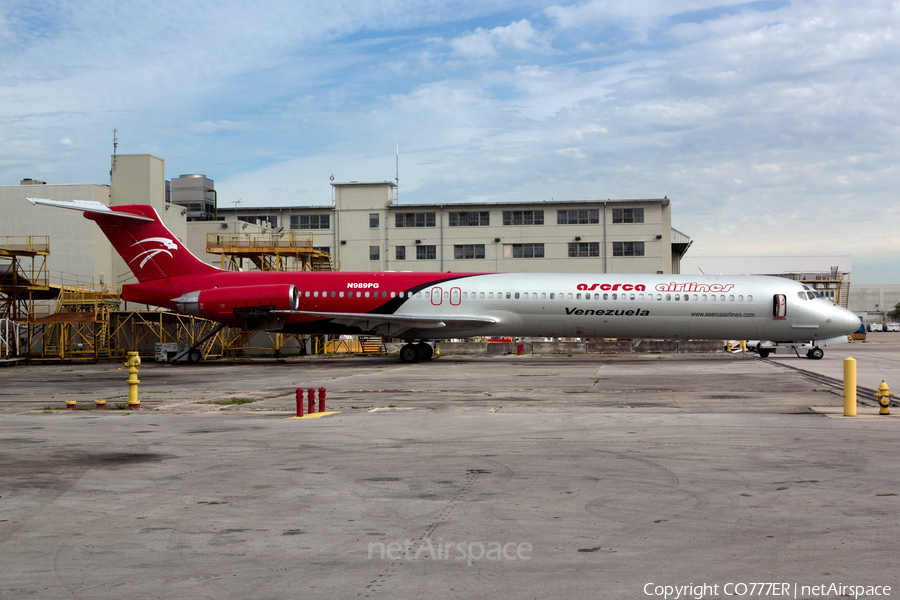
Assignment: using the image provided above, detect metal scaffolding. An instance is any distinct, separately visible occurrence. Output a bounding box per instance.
[206,231,339,272]
[0,236,51,321]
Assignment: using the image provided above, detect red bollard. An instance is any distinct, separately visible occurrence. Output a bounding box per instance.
[295,387,304,417]
[318,387,326,413]
[307,388,315,415]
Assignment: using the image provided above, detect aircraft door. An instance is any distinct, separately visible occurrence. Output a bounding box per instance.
[773,294,787,319]
[450,287,461,305]
[431,287,443,306]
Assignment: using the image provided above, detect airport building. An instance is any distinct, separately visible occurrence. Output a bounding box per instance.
[217,181,693,275]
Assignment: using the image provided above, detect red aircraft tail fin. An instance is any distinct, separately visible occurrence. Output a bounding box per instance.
[28,199,220,283]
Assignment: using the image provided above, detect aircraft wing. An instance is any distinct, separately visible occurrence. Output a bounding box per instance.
[276,310,497,338]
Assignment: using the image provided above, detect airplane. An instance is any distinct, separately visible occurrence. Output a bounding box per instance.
[28,198,862,363]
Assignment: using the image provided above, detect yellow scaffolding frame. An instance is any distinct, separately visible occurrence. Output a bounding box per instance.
[206,232,339,272]
[0,236,51,321]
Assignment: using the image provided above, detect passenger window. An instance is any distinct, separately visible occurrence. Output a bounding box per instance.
[576,293,581,299]
[313,291,318,297]
[666,294,671,301]
[692,294,698,301]
[603,293,608,300]
[674,294,680,301]
[489,292,494,299]
[541,292,547,299]
[729,295,734,302]
[738,295,743,302]
[365,291,370,298]
[748,295,753,302]
[515,292,520,299]
[702,294,707,301]
[630,293,635,300]
[719,295,725,302]
[549,293,554,299]
[506,292,511,299]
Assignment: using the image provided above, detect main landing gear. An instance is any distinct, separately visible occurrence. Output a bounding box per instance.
[399,342,434,364]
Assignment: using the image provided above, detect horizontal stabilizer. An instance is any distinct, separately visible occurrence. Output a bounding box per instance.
[27,198,154,222]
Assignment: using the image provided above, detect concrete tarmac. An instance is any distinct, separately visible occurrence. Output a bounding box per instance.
[2,336,899,599]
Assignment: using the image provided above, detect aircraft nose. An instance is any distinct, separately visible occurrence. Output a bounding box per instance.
[837,308,861,334]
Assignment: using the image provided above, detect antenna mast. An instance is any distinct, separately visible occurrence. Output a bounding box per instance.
[110,128,118,182]
[395,144,399,203]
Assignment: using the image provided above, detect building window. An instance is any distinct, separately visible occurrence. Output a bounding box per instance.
[557,209,599,225]
[612,208,644,223]
[370,246,380,261]
[502,210,544,226]
[416,245,436,260]
[369,213,380,228]
[449,211,490,227]
[568,242,601,257]
[613,241,645,256]
[453,244,486,259]
[395,212,436,227]
[395,246,406,260]
[313,246,330,255]
[290,214,331,229]
[503,243,544,258]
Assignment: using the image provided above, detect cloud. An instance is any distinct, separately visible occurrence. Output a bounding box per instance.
[451,19,545,58]
[189,121,251,134]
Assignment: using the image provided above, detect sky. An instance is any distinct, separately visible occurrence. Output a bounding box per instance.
[2,0,899,283]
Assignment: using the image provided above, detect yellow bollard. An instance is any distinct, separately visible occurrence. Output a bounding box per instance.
[125,351,141,409]
[875,381,893,416]
[95,399,106,409]
[843,357,857,416]
[65,400,76,409]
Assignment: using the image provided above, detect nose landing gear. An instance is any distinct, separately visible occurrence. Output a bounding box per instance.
[399,341,434,363]
[806,347,824,360]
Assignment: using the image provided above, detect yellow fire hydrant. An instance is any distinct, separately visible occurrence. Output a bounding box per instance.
[875,381,893,416]
[125,351,141,409]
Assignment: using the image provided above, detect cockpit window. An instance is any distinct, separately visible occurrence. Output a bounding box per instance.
[807,292,816,300]
[798,292,807,300]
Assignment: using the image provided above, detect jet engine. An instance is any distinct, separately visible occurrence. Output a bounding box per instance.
[173,284,300,330]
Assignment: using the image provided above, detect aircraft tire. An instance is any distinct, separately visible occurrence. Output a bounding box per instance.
[809,347,824,360]
[758,349,770,358]
[188,348,203,363]
[399,344,420,364]
[417,342,433,361]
